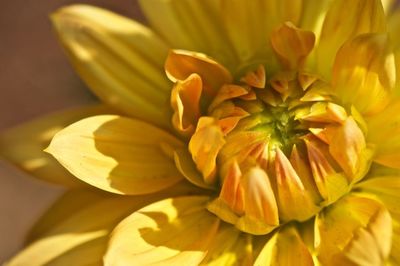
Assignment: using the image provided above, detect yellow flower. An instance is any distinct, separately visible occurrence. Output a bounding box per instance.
[3,0,400,265]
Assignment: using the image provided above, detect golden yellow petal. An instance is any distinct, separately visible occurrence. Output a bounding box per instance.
[254,225,313,266]
[171,73,202,136]
[0,104,114,187]
[316,0,386,78]
[104,196,219,266]
[332,33,395,115]
[139,0,237,67]
[165,49,233,97]
[316,195,392,266]
[189,117,226,184]
[51,4,172,127]
[46,115,184,195]
[270,22,315,70]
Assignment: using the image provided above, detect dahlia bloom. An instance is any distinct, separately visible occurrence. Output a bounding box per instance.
[3,0,400,265]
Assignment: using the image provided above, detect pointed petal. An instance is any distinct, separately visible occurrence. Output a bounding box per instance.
[46,115,184,195]
[165,50,232,97]
[189,117,225,184]
[240,65,266,89]
[316,195,392,266]
[255,225,313,266]
[316,0,386,78]
[275,149,320,221]
[170,73,202,135]
[270,22,315,70]
[332,33,395,115]
[104,196,219,266]
[0,104,114,187]
[51,5,171,127]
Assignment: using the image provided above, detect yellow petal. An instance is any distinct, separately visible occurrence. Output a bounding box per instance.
[316,0,386,78]
[316,195,392,266]
[200,225,253,266]
[367,100,400,168]
[270,22,315,70]
[46,115,184,195]
[51,5,171,127]
[165,50,233,97]
[9,181,203,266]
[189,117,226,184]
[0,104,113,187]
[104,196,220,266]
[254,225,313,266]
[138,0,237,67]
[171,73,202,136]
[221,0,302,67]
[332,33,395,115]
[275,149,320,221]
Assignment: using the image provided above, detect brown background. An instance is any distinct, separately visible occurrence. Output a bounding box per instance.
[0,0,144,262]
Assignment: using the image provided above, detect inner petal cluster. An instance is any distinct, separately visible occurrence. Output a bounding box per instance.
[167,27,373,236]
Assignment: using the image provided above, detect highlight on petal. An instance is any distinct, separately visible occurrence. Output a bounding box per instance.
[255,225,313,266]
[7,182,204,266]
[165,49,232,97]
[270,22,315,69]
[316,0,386,78]
[104,196,220,266]
[0,104,114,187]
[51,4,172,127]
[46,115,184,195]
[315,195,392,266]
[332,33,395,115]
[170,73,202,135]
[189,117,226,184]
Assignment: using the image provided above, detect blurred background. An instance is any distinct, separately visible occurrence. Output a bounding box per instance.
[0,0,144,262]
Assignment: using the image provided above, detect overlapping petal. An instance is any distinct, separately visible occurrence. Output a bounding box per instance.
[51,5,172,128]
[46,115,184,194]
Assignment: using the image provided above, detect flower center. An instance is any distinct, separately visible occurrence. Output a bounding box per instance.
[167,51,373,235]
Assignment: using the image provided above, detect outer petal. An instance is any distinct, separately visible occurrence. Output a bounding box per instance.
[0,104,113,187]
[7,182,203,266]
[46,115,184,195]
[51,5,172,128]
[254,225,313,266]
[332,33,395,115]
[139,0,237,68]
[367,100,400,168]
[315,195,392,266]
[104,196,220,266]
[316,0,386,78]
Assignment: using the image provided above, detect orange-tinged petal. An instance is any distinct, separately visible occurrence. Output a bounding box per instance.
[46,115,184,195]
[316,0,386,78]
[51,5,172,127]
[219,160,245,215]
[316,195,392,266]
[270,22,315,70]
[0,104,114,188]
[299,102,347,124]
[255,226,313,266]
[275,149,319,221]
[240,65,266,89]
[171,73,202,135]
[332,33,395,115]
[189,117,226,184]
[165,50,232,97]
[208,84,249,112]
[104,196,219,266]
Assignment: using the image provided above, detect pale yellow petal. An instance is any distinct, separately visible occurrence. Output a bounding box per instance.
[46,115,184,195]
[104,196,219,266]
[315,195,392,266]
[254,225,313,266]
[316,0,386,78]
[0,104,114,187]
[332,33,395,115]
[51,5,172,127]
